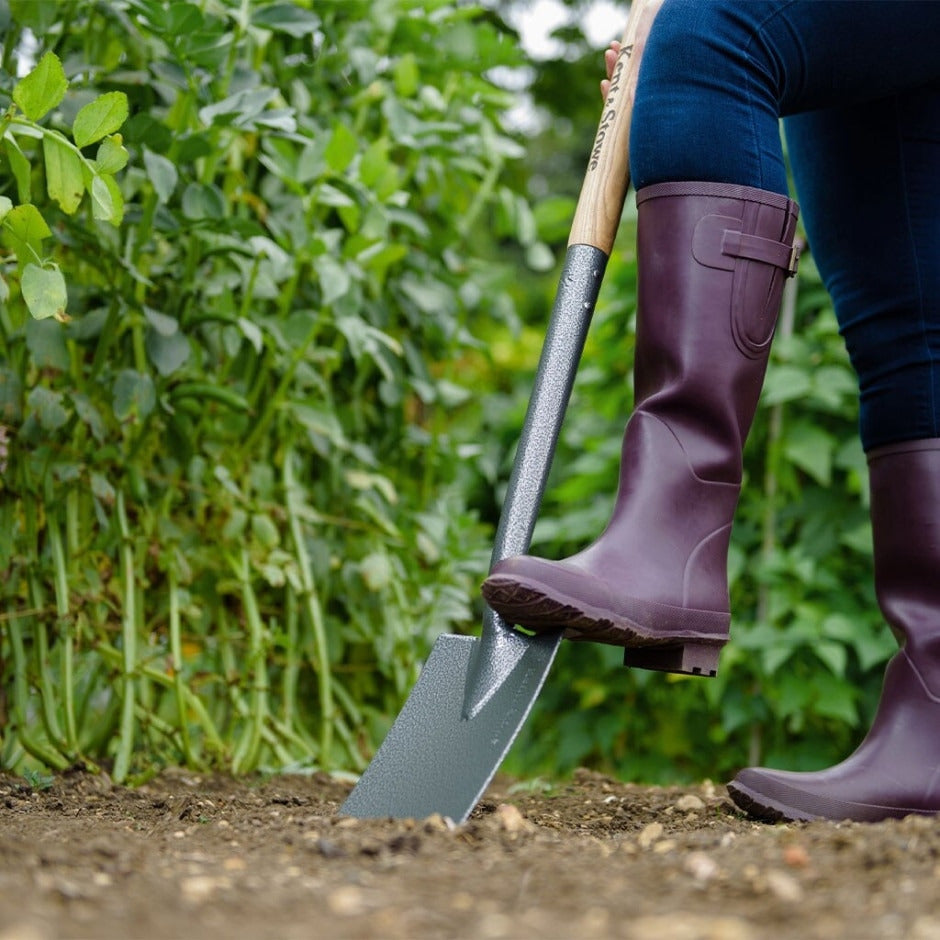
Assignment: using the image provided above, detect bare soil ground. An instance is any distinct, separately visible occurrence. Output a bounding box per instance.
[1,767,940,940]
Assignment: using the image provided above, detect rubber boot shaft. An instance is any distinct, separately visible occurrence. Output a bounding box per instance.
[482,182,799,674]
[728,439,940,822]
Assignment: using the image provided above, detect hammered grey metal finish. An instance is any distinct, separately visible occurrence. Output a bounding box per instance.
[339,244,607,821]
[338,631,559,821]
[462,244,608,718]
[492,244,608,562]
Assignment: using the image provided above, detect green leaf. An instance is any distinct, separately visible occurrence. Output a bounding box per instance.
[72,393,106,442]
[26,386,69,430]
[251,3,320,37]
[0,197,11,223]
[814,640,848,677]
[4,137,32,202]
[90,471,115,508]
[143,148,178,203]
[784,422,833,486]
[774,671,814,720]
[72,91,129,148]
[324,123,357,174]
[810,364,857,411]
[223,509,248,542]
[762,364,812,405]
[761,643,794,674]
[393,53,419,98]
[399,275,455,315]
[526,242,556,272]
[181,182,225,220]
[21,263,67,320]
[26,317,69,369]
[2,204,52,265]
[123,113,172,152]
[358,139,389,188]
[166,2,203,35]
[91,174,124,225]
[237,317,263,354]
[199,88,276,127]
[143,306,179,337]
[840,521,873,554]
[313,254,351,306]
[812,674,858,726]
[853,627,895,672]
[9,0,59,33]
[360,552,392,591]
[90,174,114,221]
[13,51,68,121]
[145,328,190,377]
[251,513,280,549]
[345,469,398,505]
[95,135,129,174]
[534,196,577,243]
[358,242,407,280]
[113,369,156,421]
[288,403,347,448]
[42,134,85,214]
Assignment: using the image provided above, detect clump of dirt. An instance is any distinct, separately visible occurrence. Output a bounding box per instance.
[1,767,939,939]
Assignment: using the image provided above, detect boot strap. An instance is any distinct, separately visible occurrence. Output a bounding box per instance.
[722,230,800,277]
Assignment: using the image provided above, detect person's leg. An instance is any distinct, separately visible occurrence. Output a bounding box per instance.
[630,0,940,193]
[729,438,940,822]
[727,90,940,822]
[785,92,940,450]
[483,1,940,671]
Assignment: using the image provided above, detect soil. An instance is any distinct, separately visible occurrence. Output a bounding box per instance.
[2,768,940,940]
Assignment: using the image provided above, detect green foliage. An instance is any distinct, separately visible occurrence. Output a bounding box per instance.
[0,0,527,781]
[21,767,54,791]
[1,50,128,320]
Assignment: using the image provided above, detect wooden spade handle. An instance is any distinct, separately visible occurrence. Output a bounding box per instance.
[568,0,664,253]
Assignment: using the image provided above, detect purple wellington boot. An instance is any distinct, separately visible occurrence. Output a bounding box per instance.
[482,181,800,676]
[728,439,940,822]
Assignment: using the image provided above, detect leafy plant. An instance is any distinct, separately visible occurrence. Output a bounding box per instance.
[1,50,128,321]
[0,0,526,782]
[21,767,54,790]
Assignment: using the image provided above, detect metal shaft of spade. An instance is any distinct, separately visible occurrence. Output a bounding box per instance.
[339,0,664,822]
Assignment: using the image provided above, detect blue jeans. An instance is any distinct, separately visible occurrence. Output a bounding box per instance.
[630,0,940,451]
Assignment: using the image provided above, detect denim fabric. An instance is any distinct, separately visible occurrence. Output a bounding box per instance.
[630,1,940,449]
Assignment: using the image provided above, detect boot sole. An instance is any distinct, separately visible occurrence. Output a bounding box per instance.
[725,780,813,823]
[481,575,725,677]
[726,778,935,824]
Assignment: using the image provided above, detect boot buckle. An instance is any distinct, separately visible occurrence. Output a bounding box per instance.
[787,242,801,278]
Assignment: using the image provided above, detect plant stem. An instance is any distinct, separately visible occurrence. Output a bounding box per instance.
[749,260,800,768]
[168,565,197,767]
[47,510,78,753]
[94,641,225,758]
[282,586,299,729]
[284,449,334,768]
[231,549,269,773]
[23,493,67,755]
[6,611,69,770]
[237,285,315,460]
[113,490,137,783]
